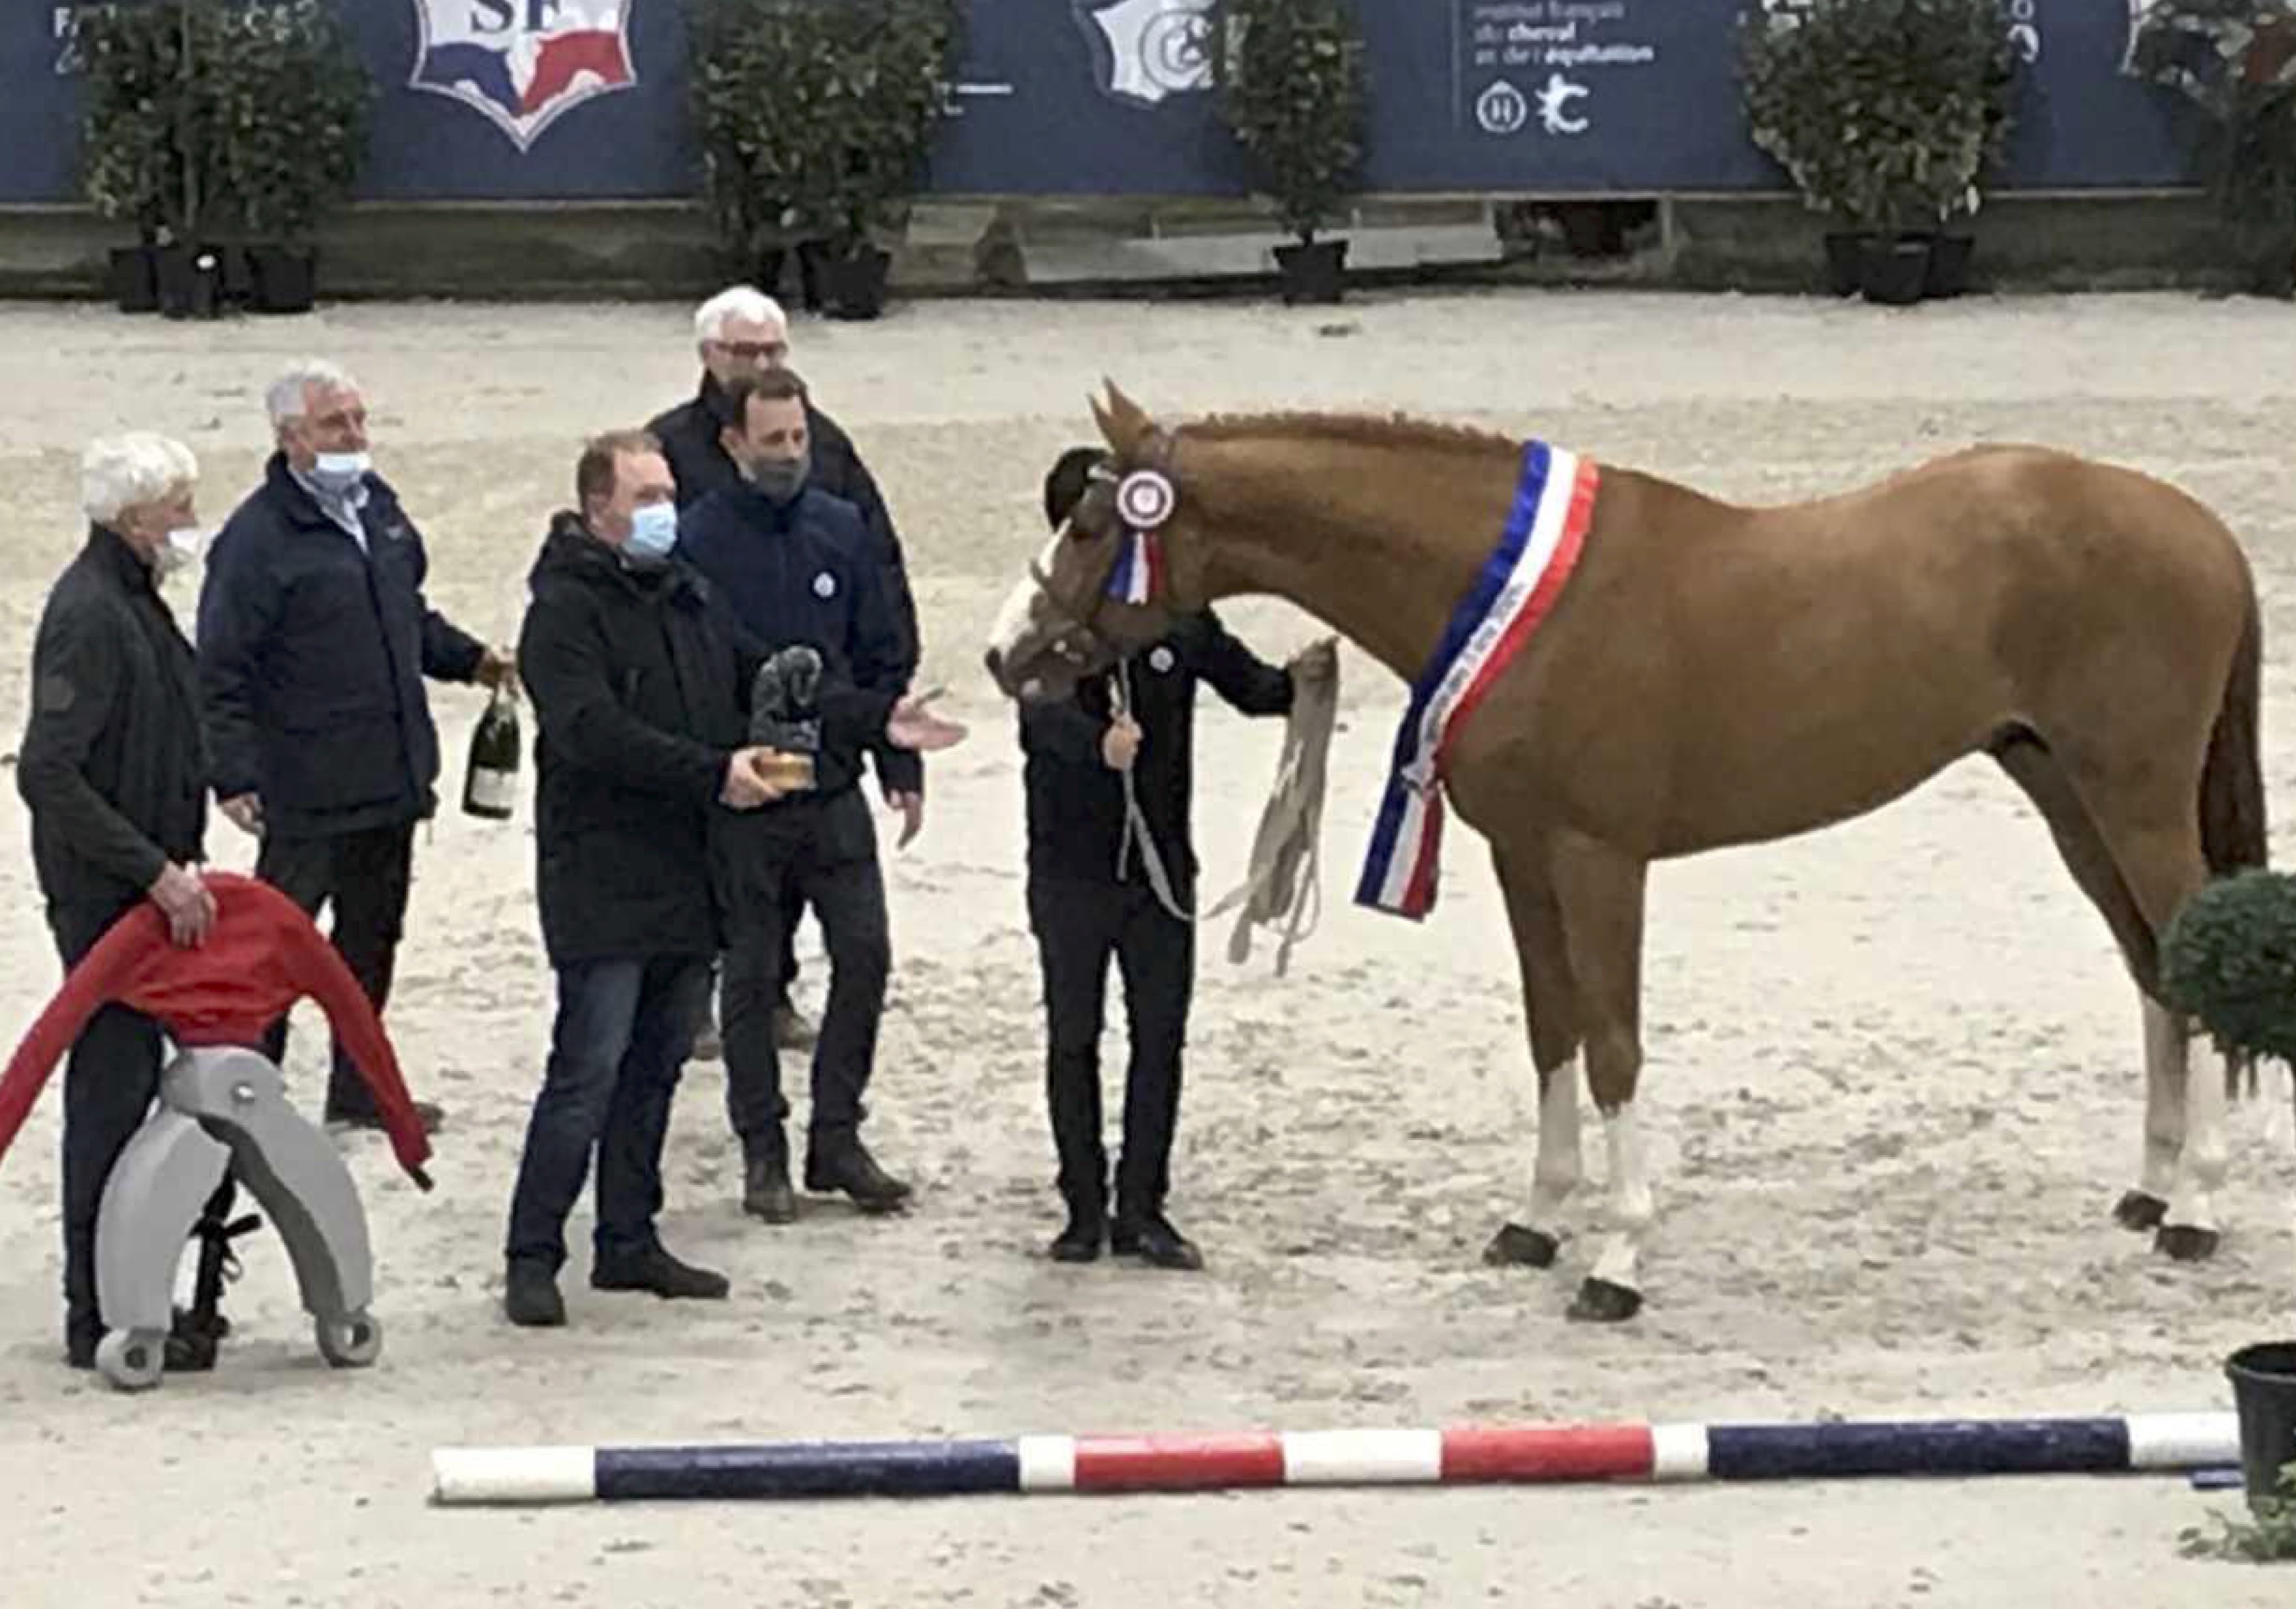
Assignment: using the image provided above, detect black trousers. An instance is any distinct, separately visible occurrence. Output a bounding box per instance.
[721,792,889,1159]
[256,821,416,1121]
[1028,876,1194,1221]
[50,899,166,1357]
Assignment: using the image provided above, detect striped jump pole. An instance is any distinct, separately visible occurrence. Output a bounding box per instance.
[430,1411,2238,1505]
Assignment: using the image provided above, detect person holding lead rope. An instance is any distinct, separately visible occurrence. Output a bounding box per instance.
[1020,447,1335,1271]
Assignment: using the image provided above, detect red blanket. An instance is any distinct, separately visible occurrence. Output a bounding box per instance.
[0,871,433,1187]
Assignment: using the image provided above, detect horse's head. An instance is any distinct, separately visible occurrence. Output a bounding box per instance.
[983,380,1207,702]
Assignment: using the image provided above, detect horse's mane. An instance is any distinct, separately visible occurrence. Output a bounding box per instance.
[1176,408,1519,457]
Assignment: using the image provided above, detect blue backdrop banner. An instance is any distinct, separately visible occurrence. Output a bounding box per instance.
[1,1,2205,207]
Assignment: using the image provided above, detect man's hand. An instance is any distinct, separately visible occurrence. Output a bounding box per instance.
[1101,713,1142,772]
[219,792,264,836]
[721,746,791,810]
[885,689,966,752]
[476,646,520,695]
[148,862,216,948]
[885,789,924,850]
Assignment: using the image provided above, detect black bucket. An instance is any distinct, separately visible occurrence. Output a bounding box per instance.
[2225,1340,2296,1507]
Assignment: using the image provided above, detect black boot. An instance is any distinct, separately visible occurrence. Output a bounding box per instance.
[1112,1208,1204,1271]
[1049,1209,1105,1263]
[591,1244,731,1300]
[504,1259,566,1327]
[744,1153,798,1223]
[805,1134,912,1214]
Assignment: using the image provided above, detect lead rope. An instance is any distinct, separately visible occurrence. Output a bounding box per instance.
[1112,643,1340,977]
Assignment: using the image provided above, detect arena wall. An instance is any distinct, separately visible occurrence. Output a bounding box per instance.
[0,1,2249,300]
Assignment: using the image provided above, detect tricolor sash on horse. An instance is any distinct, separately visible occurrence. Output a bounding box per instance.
[1355,439,1597,919]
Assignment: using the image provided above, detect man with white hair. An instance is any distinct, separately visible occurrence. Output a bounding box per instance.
[18,431,223,1369]
[197,359,514,1134]
[646,285,925,1055]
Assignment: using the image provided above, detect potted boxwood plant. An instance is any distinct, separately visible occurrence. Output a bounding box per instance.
[1738,0,2019,304]
[75,0,220,316]
[802,0,966,319]
[1213,0,1371,304]
[683,0,832,305]
[2126,1,2296,299]
[208,0,373,313]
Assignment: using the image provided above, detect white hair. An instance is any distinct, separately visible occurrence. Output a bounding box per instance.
[81,431,198,525]
[265,358,359,427]
[693,285,787,344]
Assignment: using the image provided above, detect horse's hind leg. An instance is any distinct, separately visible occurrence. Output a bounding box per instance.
[1485,843,1583,1271]
[2072,784,2226,1260]
[1992,740,2186,1232]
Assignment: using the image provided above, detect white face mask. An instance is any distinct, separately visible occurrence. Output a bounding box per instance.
[311,449,371,491]
[152,525,206,578]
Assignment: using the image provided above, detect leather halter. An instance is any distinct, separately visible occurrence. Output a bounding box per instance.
[1023,430,1176,669]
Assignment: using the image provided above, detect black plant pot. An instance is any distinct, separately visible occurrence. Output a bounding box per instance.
[1859,236,1931,306]
[155,244,223,320]
[2226,1341,2296,1510]
[1275,237,1348,305]
[754,246,788,299]
[248,245,317,314]
[216,244,256,306]
[1821,231,1870,297]
[1924,231,1974,298]
[108,245,159,313]
[794,239,829,313]
[820,244,892,321]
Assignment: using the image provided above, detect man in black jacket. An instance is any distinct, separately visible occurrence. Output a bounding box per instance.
[678,369,919,1224]
[1021,447,1322,1272]
[18,431,222,1368]
[196,359,513,1135]
[500,428,960,1328]
[646,285,922,1051]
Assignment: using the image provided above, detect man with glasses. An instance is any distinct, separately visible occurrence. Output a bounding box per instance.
[646,286,924,1059]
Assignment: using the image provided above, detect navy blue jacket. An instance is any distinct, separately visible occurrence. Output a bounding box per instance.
[646,376,921,672]
[196,455,486,838]
[677,481,921,798]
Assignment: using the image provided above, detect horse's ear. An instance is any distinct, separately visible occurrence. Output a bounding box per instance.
[1092,378,1153,457]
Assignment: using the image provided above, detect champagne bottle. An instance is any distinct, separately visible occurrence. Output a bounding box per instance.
[462,685,520,820]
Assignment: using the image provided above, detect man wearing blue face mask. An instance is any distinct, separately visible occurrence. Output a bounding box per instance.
[677,368,918,1223]
[502,427,963,1326]
[197,359,515,1137]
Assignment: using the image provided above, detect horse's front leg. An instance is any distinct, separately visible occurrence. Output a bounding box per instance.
[1549,833,1654,1323]
[2113,996,2187,1233]
[1484,845,1583,1270]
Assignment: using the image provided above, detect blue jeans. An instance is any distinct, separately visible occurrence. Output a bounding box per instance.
[503,956,712,1274]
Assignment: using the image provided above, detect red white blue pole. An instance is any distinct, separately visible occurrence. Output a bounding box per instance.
[430,1413,2237,1505]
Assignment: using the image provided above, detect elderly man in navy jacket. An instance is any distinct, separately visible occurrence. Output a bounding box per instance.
[197,358,513,1134]
[677,367,917,1222]
[647,285,922,1056]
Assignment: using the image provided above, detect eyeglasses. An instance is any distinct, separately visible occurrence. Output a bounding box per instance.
[714,340,787,362]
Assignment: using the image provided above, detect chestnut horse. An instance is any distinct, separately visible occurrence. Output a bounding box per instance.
[982,382,2267,1322]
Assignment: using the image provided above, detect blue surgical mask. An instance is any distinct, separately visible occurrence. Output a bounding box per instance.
[624,500,678,563]
[309,449,370,495]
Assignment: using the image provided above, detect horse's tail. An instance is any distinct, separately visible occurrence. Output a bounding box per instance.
[2200,580,2267,882]
[2198,576,2268,1100]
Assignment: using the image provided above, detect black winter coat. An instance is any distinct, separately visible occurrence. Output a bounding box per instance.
[195,455,486,838]
[518,515,895,966]
[1019,608,1293,904]
[646,375,921,671]
[677,481,921,798]
[17,528,207,918]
